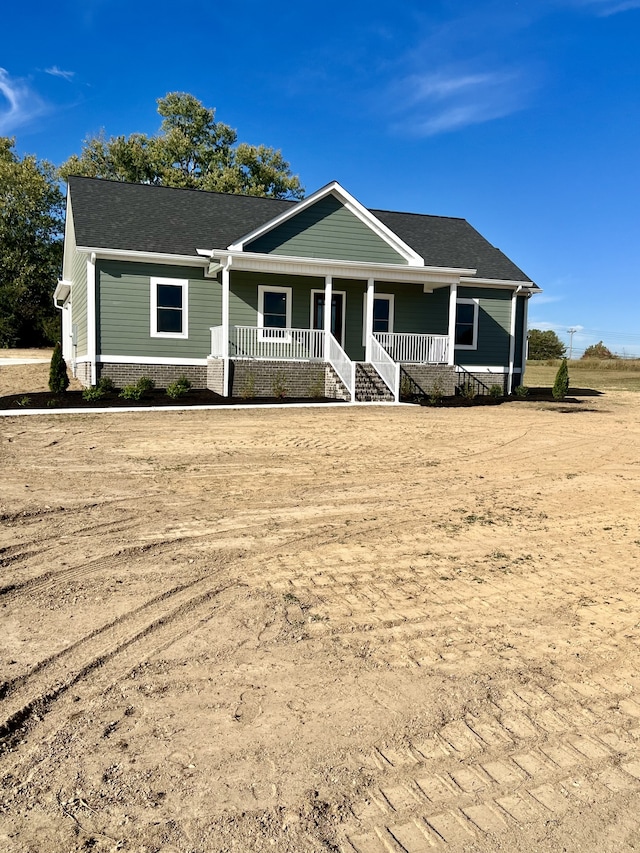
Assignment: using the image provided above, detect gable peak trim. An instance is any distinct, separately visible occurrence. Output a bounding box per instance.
[227,181,425,266]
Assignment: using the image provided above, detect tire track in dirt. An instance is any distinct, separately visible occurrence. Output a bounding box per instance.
[340,679,640,852]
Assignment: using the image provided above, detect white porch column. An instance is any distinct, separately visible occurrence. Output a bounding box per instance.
[447,280,458,366]
[521,293,530,377]
[222,259,231,396]
[324,275,332,357]
[507,288,518,394]
[365,278,375,362]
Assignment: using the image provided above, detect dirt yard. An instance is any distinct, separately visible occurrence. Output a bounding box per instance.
[1,361,640,852]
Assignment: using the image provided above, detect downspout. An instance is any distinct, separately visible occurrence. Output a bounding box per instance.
[507,285,524,395]
[221,256,232,397]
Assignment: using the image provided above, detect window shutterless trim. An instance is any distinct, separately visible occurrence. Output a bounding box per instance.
[150,277,188,339]
[257,284,292,340]
[454,297,479,350]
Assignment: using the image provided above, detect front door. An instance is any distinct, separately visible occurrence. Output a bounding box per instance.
[312,292,345,347]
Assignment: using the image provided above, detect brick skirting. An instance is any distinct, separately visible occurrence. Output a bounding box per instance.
[96,363,208,389]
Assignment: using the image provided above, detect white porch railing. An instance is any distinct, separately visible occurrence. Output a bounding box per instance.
[210,325,226,358]
[369,335,400,403]
[374,332,449,364]
[327,334,355,401]
[230,326,325,360]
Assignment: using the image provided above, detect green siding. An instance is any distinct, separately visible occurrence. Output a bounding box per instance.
[376,283,449,336]
[456,286,512,366]
[335,279,366,362]
[245,195,407,265]
[67,214,88,356]
[97,261,221,358]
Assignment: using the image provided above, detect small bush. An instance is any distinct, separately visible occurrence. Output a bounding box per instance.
[97,375,115,393]
[240,372,256,400]
[552,358,569,400]
[459,381,476,401]
[272,371,288,400]
[166,376,192,399]
[514,384,529,398]
[48,342,69,394]
[428,380,444,406]
[308,377,324,399]
[136,376,155,395]
[16,395,31,407]
[82,386,105,402]
[119,384,143,401]
[489,383,503,398]
[400,373,413,399]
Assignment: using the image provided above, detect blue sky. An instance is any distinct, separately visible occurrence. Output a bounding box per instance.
[2,0,639,356]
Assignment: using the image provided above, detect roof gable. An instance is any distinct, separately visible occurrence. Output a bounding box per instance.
[231,181,424,265]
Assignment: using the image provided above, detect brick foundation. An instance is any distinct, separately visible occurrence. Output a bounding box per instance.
[457,371,508,395]
[96,362,208,389]
[207,358,224,395]
[73,360,92,386]
[229,360,344,400]
[400,364,457,397]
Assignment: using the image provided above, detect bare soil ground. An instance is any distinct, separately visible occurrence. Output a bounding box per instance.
[1,359,640,852]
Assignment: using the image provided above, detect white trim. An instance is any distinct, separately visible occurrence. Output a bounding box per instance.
[324,277,332,357]
[150,277,189,339]
[521,294,530,378]
[257,284,292,340]
[454,297,479,350]
[311,288,346,346]
[97,355,208,366]
[455,365,508,373]
[77,246,209,268]
[62,192,75,282]
[54,279,72,306]
[365,279,374,362]
[507,289,519,394]
[228,181,426,265]
[459,277,538,290]
[447,282,458,366]
[87,255,97,385]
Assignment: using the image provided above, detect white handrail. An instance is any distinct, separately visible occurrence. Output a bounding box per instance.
[327,334,354,400]
[210,325,225,357]
[374,332,449,364]
[230,326,325,360]
[369,335,400,402]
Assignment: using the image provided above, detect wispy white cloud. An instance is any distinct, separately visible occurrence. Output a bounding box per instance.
[45,66,75,82]
[389,66,533,136]
[0,68,47,134]
[529,294,564,306]
[569,0,640,15]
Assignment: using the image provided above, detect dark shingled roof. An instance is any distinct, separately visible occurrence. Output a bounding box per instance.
[68,176,534,284]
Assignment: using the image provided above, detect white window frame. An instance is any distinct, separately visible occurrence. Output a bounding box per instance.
[454,297,479,350]
[150,277,189,339]
[258,284,292,341]
[363,293,394,344]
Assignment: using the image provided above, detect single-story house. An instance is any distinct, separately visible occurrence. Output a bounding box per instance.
[54,177,540,402]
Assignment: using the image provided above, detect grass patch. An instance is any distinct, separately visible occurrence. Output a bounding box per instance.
[525,359,640,392]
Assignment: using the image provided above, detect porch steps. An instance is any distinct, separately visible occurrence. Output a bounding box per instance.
[354,363,395,403]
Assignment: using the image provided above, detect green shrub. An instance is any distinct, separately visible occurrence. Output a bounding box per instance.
[272,371,288,400]
[97,375,115,393]
[459,381,476,401]
[82,386,105,402]
[166,376,192,399]
[428,380,444,406]
[552,358,569,400]
[119,384,143,401]
[135,376,155,395]
[48,342,69,394]
[489,383,503,398]
[240,372,256,400]
[514,384,529,398]
[16,395,31,407]
[308,377,324,399]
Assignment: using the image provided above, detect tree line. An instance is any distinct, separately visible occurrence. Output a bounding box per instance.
[528,329,619,360]
[0,93,304,348]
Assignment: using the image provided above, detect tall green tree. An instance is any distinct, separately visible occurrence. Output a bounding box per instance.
[582,341,617,359]
[0,138,64,347]
[59,93,304,199]
[527,329,566,360]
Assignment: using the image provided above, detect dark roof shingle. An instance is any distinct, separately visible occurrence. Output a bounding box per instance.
[68,176,533,283]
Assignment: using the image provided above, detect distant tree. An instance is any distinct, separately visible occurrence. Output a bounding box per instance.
[552,358,569,400]
[581,341,618,360]
[48,341,69,393]
[59,92,304,200]
[527,329,566,360]
[0,138,64,347]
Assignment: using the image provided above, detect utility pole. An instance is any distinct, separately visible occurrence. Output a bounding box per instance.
[567,327,577,360]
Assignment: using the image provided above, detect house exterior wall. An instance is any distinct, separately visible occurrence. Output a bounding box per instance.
[97,362,208,389]
[70,238,88,358]
[96,260,220,358]
[455,286,512,367]
[245,195,407,264]
[376,282,450,335]
[229,360,349,400]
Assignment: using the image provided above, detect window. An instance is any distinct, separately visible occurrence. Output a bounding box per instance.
[258,285,292,338]
[455,298,478,349]
[373,295,394,333]
[150,277,188,338]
